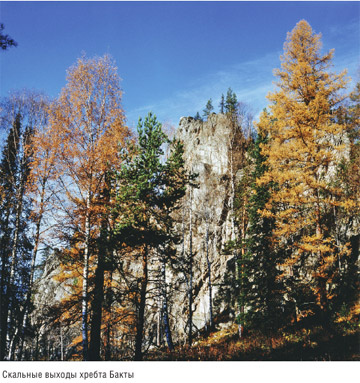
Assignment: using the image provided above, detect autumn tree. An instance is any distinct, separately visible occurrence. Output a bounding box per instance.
[257,20,356,324]
[330,82,360,327]
[48,55,129,360]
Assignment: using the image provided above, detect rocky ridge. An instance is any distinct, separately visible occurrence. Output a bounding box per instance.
[31,113,247,353]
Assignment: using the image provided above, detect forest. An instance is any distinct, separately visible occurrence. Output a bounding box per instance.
[0,20,359,361]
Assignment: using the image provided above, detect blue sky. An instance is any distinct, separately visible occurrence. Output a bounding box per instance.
[0,1,359,129]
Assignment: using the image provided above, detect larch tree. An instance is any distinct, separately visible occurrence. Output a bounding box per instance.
[257,20,356,323]
[331,81,360,326]
[48,55,130,360]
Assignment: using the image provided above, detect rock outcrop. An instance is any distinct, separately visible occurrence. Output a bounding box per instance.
[30,113,248,354]
[167,113,247,341]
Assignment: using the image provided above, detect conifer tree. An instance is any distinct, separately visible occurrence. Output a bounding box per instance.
[112,112,189,360]
[257,20,355,323]
[194,112,202,121]
[0,115,21,360]
[330,82,360,326]
[243,124,284,334]
[225,88,238,116]
[203,99,214,119]
[7,93,50,360]
[219,94,225,114]
[0,24,17,50]
[0,94,36,360]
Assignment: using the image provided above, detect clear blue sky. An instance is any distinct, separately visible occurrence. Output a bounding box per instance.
[0,1,359,129]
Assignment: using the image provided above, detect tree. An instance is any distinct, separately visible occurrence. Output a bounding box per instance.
[0,24,17,50]
[48,55,129,360]
[112,112,189,360]
[214,109,250,338]
[203,99,214,119]
[348,80,360,142]
[219,94,225,114]
[194,112,203,121]
[257,20,354,324]
[0,114,22,360]
[185,186,194,346]
[0,90,49,360]
[242,125,284,335]
[6,93,50,360]
[330,82,360,327]
[203,208,213,331]
[225,88,238,116]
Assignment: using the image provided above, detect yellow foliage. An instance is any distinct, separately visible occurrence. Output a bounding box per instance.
[256,20,352,313]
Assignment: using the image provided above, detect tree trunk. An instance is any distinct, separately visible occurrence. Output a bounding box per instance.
[104,270,113,361]
[156,304,162,347]
[88,241,105,361]
[11,180,46,360]
[205,218,213,330]
[134,245,148,361]
[81,191,91,361]
[229,131,244,337]
[5,184,25,360]
[0,209,11,360]
[89,174,111,361]
[0,115,21,360]
[161,257,174,351]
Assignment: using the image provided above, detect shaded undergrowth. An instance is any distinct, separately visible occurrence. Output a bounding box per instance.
[146,324,359,361]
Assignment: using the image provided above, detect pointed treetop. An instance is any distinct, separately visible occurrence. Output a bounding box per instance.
[203,99,214,118]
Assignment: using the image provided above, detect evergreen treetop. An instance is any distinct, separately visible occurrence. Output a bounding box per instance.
[203,99,214,119]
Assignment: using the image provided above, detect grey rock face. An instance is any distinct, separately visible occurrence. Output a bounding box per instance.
[168,114,246,341]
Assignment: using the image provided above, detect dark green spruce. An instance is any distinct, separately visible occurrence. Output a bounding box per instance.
[242,129,284,334]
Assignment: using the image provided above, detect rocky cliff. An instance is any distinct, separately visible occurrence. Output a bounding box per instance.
[167,113,247,341]
[30,113,248,355]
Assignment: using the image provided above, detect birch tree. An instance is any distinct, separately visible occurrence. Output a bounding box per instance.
[49,55,129,360]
